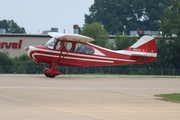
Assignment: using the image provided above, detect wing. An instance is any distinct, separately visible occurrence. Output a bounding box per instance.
[48,32,64,38]
[48,32,95,43]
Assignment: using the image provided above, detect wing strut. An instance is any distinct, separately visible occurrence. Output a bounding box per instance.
[58,41,76,63]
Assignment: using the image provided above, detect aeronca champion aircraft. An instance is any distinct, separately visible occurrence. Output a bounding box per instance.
[25,32,157,78]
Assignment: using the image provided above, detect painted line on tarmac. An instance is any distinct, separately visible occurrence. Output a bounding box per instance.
[0,94,109,120]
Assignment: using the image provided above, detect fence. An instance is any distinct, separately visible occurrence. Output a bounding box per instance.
[1,65,180,76]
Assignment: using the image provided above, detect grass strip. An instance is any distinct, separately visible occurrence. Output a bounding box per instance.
[155,93,180,103]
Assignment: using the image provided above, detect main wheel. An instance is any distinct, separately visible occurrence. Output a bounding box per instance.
[44,71,55,78]
[44,72,50,77]
[44,68,50,77]
[48,75,55,78]
[43,68,61,78]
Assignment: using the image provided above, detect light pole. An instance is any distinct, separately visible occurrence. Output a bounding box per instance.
[124,25,126,35]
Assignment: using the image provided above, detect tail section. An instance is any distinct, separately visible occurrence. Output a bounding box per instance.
[125,35,157,63]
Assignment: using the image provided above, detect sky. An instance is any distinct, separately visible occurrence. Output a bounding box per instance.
[0,0,94,34]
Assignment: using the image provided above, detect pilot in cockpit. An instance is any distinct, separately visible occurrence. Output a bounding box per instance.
[59,41,67,51]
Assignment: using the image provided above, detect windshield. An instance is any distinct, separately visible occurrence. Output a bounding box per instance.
[44,38,55,49]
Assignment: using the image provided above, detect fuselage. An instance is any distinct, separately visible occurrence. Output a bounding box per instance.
[25,33,157,78]
[27,42,156,67]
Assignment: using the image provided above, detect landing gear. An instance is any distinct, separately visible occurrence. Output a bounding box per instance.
[44,72,55,78]
[43,63,61,78]
[44,68,61,78]
[44,69,55,78]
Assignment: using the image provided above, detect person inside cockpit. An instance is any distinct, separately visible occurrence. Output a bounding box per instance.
[59,41,67,51]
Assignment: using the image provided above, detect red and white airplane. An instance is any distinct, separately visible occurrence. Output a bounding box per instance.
[25,32,157,78]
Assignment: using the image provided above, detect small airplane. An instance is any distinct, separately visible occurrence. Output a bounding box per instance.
[25,32,157,78]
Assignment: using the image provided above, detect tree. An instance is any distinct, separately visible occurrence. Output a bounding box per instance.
[0,52,14,73]
[0,19,26,33]
[157,0,180,69]
[85,0,171,34]
[0,52,13,66]
[41,30,51,34]
[81,22,109,48]
[115,33,137,50]
[13,54,45,74]
[159,0,180,38]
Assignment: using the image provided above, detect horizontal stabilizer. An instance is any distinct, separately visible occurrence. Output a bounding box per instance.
[131,53,146,56]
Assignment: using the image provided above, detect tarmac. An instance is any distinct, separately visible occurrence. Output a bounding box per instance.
[0,74,180,120]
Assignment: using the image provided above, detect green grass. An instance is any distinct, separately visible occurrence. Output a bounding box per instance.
[155,93,180,103]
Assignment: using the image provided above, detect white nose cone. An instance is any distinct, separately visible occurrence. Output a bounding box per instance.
[26,46,34,58]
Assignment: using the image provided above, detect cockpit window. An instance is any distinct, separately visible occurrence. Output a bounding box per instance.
[75,43,94,54]
[44,38,94,54]
[65,42,73,51]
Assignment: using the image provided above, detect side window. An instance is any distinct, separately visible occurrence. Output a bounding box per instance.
[65,42,73,51]
[83,45,94,54]
[75,43,94,54]
[55,41,61,50]
[75,43,84,52]
[54,41,73,52]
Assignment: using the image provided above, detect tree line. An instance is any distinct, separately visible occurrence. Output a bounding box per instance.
[84,0,171,34]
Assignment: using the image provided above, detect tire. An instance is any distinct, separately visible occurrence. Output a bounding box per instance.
[44,72,50,77]
[44,72,55,78]
[49,75,55,78]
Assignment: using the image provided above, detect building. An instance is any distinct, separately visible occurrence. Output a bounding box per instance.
[0,34,51,57]
[130,30,159,36]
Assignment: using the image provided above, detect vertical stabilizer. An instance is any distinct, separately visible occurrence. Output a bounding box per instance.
[125,35,157,63]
